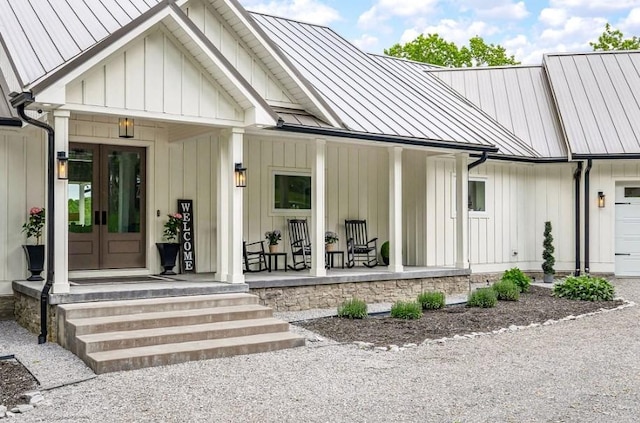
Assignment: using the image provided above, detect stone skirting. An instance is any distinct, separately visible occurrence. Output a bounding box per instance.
[250,275,470,311]
[13,290,57,342]
[0,295,14,320]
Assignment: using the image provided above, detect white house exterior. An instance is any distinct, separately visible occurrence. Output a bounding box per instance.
[1,0,640,322]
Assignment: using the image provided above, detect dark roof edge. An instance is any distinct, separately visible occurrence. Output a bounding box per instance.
[30,0,174,95]
[0,117,22,127]
[275,122,500,153]
[471,153,568,164]
[573,153,640,160]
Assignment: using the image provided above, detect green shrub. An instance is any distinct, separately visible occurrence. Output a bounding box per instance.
[553,275,615,301]
[390,301,423,319]
[467,288,498,308]
[337,298,368,319]
[492,280,520,301]
[381,241,389,265]
[501,267,531,293]
[417,291,446,310]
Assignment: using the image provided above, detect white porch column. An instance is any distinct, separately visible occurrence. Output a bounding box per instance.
[388,146,404,273]
[215,132,230,282]
[455,153,470,269]
[52,110,70,294]
[227,128,245,284]
[310,139,326,276]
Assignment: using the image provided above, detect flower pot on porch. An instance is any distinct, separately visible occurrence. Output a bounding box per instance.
[156,243,180,275]
[543,273,554,284]
[326,243,335,252]
[269,244,278,253]
[22,245,45,281]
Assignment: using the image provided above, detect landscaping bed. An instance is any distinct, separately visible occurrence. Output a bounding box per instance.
[295,285,625,346]
[0,358,38,408]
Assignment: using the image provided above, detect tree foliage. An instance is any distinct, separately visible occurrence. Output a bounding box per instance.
[384,33,520,67]
[590,23,640,51]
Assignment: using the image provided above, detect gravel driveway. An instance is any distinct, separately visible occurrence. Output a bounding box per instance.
[3,279,640,422]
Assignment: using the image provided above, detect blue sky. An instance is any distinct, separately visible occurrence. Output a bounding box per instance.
[240,0,640,64]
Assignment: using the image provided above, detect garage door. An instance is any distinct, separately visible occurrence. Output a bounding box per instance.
[615,185,640,276]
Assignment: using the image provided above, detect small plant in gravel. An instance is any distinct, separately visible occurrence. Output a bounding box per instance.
[467,288,498,308]
[501,267,531,293]
[337,298,368,319]
[390,301,423,319]
[417,291,445,310]
[492,280,520,301]
[553,275,615,301]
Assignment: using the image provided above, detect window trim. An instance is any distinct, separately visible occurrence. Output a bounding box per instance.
[269,167,312,216]
[451,173,490,218]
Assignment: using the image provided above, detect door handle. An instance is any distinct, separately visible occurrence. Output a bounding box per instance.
[615,253,631,256]
[94,211,100,225]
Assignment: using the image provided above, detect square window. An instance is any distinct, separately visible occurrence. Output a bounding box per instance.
[274,172,311,211]
[624,187,640,198]
[468,180,486,212]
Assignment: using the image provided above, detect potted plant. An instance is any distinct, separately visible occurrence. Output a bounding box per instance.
[156,213,182,275]
[325,231,339,251]
[265,230,282,253]
[542,221,555,283]
[22,207,46,281]
[380,241,389,266]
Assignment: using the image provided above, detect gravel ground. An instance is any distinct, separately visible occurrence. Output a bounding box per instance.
[3,279,640,422]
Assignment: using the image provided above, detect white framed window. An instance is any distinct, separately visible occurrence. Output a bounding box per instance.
[451,174,489,218]
[270,168,312,216]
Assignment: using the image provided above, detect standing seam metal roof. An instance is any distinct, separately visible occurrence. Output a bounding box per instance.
[250,12,540,155]
[544,50,640,157]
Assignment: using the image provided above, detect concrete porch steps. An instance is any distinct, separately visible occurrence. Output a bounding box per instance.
[57,294,305,374]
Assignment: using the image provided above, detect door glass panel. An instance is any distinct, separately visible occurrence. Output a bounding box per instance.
[107,150,142,233]
[68,148,93,233]
[625,187,640,198]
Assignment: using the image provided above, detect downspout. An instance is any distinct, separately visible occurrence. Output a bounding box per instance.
[468,151,488,171]
[12,96,55,344]
[573,161,583,276]
[584,159,592,274]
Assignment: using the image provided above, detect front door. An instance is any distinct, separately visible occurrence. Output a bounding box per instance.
[68,143,146,270]
[615,183,640,276]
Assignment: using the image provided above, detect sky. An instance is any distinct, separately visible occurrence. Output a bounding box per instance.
[239,0,640,64]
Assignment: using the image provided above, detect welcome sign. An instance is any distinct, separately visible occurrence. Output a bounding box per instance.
[178,199,195,273]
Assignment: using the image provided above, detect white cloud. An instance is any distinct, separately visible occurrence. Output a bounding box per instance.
[240,0,340,25]
[539,8,568,27]
[357,0,438,30]
[539,16,607,43]
[549,0,640,12]
[415,19,500,46]
[476,1,529,20]
[352,34,379,51]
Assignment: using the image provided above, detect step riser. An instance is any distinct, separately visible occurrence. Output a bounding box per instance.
[89,337,306,374]
[79,322,290,355]
[62,296,258,320]
[72,309,274,336]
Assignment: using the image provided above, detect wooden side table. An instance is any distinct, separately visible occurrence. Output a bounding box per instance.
[264,252,288,272]
[325,250,344,269]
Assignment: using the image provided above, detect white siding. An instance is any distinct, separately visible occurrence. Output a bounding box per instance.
[66,28,244,123]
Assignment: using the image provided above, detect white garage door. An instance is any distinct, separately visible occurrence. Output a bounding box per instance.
[615,185,640,276]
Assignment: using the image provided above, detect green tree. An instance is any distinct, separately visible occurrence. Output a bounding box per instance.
[590,23,640,51]
[384,33,520,67]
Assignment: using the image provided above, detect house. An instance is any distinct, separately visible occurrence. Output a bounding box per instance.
[0,0,638,356]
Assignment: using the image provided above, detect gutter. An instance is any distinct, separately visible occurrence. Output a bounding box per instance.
[468,152,488,170]
[584,159,593,274]
[10,92,55,344]
[0,117,22,127]
[573,161,583,276]
[275,122,499,153]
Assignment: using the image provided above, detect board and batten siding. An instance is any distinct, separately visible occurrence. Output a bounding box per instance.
[0,128,45,294]
[66,28,243,123]
[184,2,300,108]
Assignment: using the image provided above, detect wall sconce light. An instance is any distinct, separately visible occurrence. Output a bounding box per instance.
[118,117,134,138]
[235,163,247,187]
[598,191,605,208]
[57,151,69,180]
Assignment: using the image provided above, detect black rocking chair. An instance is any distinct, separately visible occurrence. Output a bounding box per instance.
[345,219,378,268]
[243,240,268,273]
[288,219,312,270]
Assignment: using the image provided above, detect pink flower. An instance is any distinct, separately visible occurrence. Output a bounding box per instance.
[30,207,42,215]
[173,213,182,219]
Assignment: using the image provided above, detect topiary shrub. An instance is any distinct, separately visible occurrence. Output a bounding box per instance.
[553,275,615,301]
[417,291,445,310]
[337,298,368,319]
[390,301,423,319]
[542,221,555,279]
[380,241,389,265]
[501,267,531,293]
[492,280,520,301]
[467,288,497,308]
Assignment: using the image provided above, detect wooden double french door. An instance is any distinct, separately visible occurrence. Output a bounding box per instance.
[68,143,146,270]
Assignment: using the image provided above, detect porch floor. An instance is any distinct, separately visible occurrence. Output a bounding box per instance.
[12,266,469,305]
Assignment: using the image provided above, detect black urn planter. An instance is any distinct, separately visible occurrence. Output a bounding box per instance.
[23,245,45,281]
[156,243,180,275]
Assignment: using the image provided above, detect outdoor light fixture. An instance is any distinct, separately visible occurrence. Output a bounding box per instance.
[118,117,134,138]
[598,191,605,208]
[235,163,247,187]
[57,151,68,180]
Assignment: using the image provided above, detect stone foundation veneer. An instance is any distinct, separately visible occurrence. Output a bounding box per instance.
[0,295,14,320]
[250,276,470,311]
[13,290,58,342]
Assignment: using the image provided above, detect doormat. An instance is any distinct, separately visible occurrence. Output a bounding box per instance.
[69,275,175,285]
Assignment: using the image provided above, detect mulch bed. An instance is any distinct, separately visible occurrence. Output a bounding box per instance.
[296,286,625,346]
[0,359,39,408]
